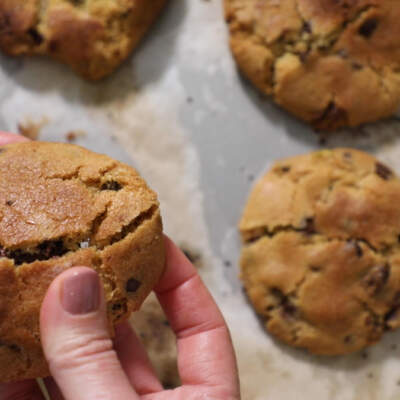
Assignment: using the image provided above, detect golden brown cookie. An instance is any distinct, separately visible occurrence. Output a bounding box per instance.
[225,0,400,130]
[240,149,400,355]
[0,0,167,80]
[0,142,165,382]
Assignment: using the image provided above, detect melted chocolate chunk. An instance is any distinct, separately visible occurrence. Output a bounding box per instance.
[302,21,312,33]
[375,162,393,180]
[126,278,141,293]
[344,335,353,344]
[313,101,348,130]
[301,217,316,234]
[0,240,68,266]
[270,288,297,319]
[359,18,378,38]
[101,181,122,191]
[364,264,390,295]
[27,28,43,45]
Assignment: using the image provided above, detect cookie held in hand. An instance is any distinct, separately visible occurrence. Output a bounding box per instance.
[0,0,167,80]
[240,149,400,355]
[0,142,165,382]
[225,0,400,130]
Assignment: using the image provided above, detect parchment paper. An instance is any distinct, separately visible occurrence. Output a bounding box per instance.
[2,1,400,399]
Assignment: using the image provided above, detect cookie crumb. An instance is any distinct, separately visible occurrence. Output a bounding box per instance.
[18,118,47,140]
[66,130,87,142]
[180,246,202,266]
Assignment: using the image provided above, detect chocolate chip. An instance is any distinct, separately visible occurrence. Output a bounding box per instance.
[2,240,68,265]
[270,287,284,300]
[5,200,13,206]
[101,181,122,191]
[126,278,141,293]
[344,335,353,344]
[375,162,393,180]
[352,62,363,70]
[301,217,316,234]
[310,265,321,272]
[270,288,297,319]
[364,264,390,295]
[48,40,59,52]
[302,22,312,33]
[385,307,399,328]
[343,151,352,160]
[354,241,363,257]
[112,303,122,311]
[38,240,66,259]
[359,18,378,38]
[281,300,297,318]
[313,101,348,131]
[281,166,291,173]
[27,28,43,45]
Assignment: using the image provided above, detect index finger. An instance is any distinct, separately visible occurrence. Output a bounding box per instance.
[155,237,240,396]
[0,131,29,145]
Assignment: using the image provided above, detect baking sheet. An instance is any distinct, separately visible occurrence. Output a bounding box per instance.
[2,1,400,399]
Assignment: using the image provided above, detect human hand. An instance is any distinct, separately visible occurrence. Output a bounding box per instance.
[0,132,241,400]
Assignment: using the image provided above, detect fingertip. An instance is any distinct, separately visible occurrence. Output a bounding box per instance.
[40,266,100,327]
[0,132,29,145]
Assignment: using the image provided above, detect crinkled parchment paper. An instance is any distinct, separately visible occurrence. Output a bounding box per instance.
[2,1,400,399]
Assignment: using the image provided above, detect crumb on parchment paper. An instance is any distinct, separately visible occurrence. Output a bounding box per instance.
[18,117,48,140]
[66,130,87,142]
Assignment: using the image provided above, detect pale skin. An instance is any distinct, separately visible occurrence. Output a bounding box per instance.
[0,132,241,400]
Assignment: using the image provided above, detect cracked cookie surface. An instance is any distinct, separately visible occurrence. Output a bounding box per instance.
[0,142,165,382]
[240,149,400,355]
[0,0,167,80]
[225,0,400,130]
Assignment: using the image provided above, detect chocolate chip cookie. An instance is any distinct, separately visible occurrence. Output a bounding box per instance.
[240,149,400,355]
[0,142,165,382]
[225,0,400,130]
[0,0,167,80]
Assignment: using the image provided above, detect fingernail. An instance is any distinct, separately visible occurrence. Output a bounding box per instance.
[61,269,100,315]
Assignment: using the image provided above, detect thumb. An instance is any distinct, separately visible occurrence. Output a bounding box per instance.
[40,267,138,400]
